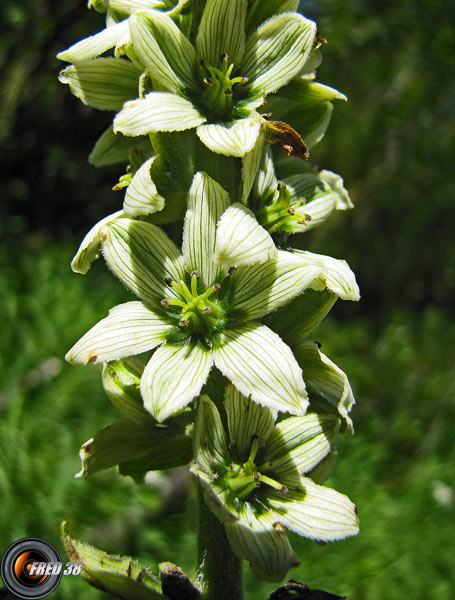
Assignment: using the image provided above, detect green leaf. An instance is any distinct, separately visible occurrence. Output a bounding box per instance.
[59,58,141,111]
[124,156,165,217]
[196,0,247,68]
[76,415,193,481]
[293,340,356,432]
[101,218,186,305]
[240,13,316,96]
[65,301,173,365]
[227,250,323,321]
[261,413,340,486]
[196,117,263,157]
[213,322,308,415]
[71,210,124,274]
[114,92,206,135]
[57,19,130,62]
[267,479,359,542]
[61,523,165,599]
[245,0,300,34]
[214,203,277,268]
[224,502,298,582]
[102,357,149,421]
[224,384,275,462]
[141,342,213,422]
[182,172,231,289]
[88,125,152,167]
[130,11,198,93]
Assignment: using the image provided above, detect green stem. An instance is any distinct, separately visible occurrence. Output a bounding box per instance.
[197,485,243,600]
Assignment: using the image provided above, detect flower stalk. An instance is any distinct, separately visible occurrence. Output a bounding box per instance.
[58,0,360,597]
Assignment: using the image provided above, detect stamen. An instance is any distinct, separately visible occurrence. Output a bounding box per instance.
[213,283,221,293]
[247,435,259,465]
[258,474,288,493]
[199,58,205,67]
[204,77,212,86]
[202,306,212,314]
[191,271,200,296]
[287,207,295,215]
[165,276,174,286]
[160,299,170,308]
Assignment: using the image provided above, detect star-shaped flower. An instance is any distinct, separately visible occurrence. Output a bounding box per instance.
[58,0,317,158]
[191,389,359,581]
[66,172,359,422]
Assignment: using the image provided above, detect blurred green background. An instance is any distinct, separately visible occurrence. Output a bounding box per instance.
[0,1,453,599]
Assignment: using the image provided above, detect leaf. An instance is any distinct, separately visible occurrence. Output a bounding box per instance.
[61,522,165,599]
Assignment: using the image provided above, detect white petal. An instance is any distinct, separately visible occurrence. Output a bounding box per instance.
[290,250,360,301]
[214,204,277,268]
[225,502,298,582]
[213,323,308,415]
[320,169,353,210]
[262,413,340,485]
[101,218,186,305]
[71,210,124,274]
[109,0,167,14]
[254,147,279,204]
[197,118,262,158]
[240,13,316,95]
[129,11,198,93]
[240,127,265,204]
[190,463,239,523]
[182,172,231,288]
[193,396,228,473]
[245,0,300,34]
[114,92,206,136]
[228,250,323,321]
[141,343,213,422]
[65,301,172,365]
[293,340,356,432]
[196,0,247,67]
[57,20,130,62]
[224,384,275,461]
[124,156,165,217]
[267,478,359,542]
[59,58,141,111]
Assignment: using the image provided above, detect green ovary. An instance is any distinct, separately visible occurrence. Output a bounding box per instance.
[161,271,225,338]
[223,436,287,501]
[199,55,248,119]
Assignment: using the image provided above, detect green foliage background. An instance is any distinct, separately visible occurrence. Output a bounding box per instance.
[0,1,453,598]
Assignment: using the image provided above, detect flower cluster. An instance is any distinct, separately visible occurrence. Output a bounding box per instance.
[60,0,359,586]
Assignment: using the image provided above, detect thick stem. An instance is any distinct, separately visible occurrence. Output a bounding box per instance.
[197,485,243,600]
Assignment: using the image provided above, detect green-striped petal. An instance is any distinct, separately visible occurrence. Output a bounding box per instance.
[182,172,231,288]
[196,0,247,68]
[101,218,186,305]
[254,147,279,206]
[214,204,277,268]
[88,125,152,167]
[240,13,316,96]
[240,126,265,204]
[213,322,308,415]
[124,156,165,217]
[59,58,141,111]
[102,357,148,422]
[290,250,360,301]
[196,117,262,157]
[267,479,359,542]
[320,169,353,209]
[65,301,172,365]
[193,395,228,474]
[225,502,298,582]
[141,342,213,422]
[245,0,300,34]
[224,384,275,462]
[191,463,239,523]
[228,250,323,321]
[57,19,130,62]
[262,413,340,486]
[71,210,124,275]
[293,340,355,432]
[114,92,206,136]
[130,11,198,93]
[109,0,168,15]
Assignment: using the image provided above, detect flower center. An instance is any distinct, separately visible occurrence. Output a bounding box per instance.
[224,435,287,501]
[161,271,224,339]
[199,54,248,119]
[256,181,312,233]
